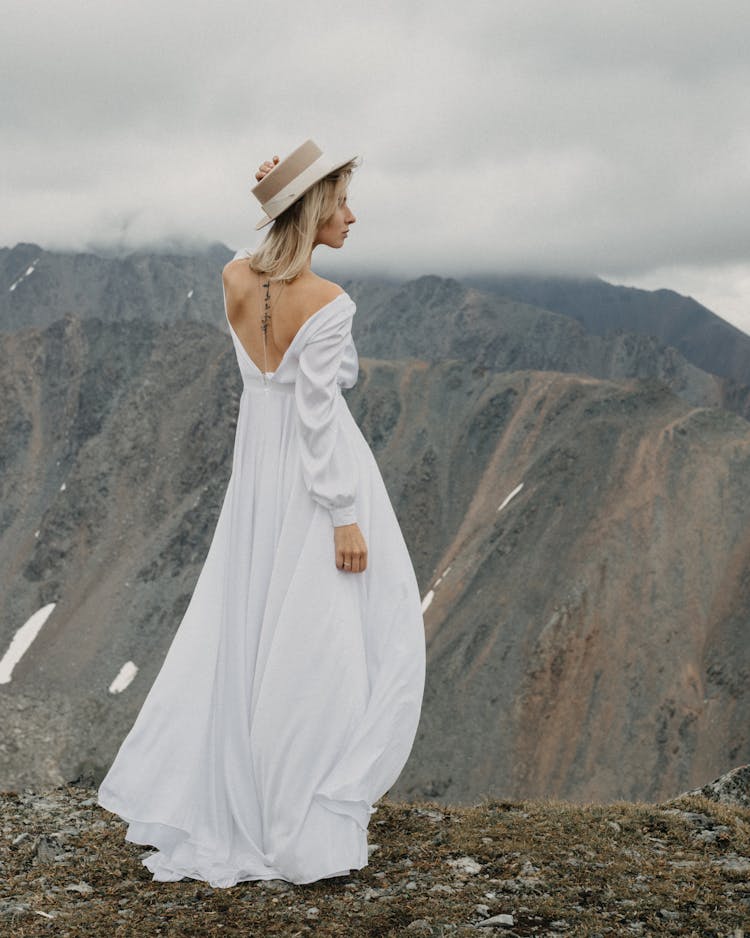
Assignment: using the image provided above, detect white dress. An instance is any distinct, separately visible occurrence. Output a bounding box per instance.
[97,249,426,888]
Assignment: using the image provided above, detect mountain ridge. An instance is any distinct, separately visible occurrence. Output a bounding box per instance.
[1,314,749,802]
[3,243,749,423]
[465,272,750,385]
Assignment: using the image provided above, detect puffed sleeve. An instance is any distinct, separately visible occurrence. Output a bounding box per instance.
[294,300,359,527]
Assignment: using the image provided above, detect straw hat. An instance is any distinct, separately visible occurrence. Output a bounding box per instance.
[250,139,357,230]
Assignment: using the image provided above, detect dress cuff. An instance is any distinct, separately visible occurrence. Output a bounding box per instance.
[331,504,357,527]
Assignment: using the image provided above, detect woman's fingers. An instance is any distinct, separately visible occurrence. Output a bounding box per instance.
[337,550,367,573]
[336,544,347,570]
[254,155,280,182]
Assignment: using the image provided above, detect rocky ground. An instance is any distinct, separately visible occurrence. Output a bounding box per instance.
[1,774,749,937]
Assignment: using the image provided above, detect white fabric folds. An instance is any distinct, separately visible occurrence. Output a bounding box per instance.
[97,249,426,887]
[294,297,358,527]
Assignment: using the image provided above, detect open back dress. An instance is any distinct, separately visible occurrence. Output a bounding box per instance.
[97,248,426,888]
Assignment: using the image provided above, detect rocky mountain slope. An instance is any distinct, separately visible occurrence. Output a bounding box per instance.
[1,314,749,804]
[349,275,750,420]
[0,242,233,331]
[466,273,750,388]
[4,243,750,421]
[393,369,750,805]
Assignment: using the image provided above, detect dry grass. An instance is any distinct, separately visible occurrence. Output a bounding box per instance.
[1,785,749,936]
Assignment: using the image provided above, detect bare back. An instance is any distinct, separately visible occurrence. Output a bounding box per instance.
[222,259,344,374]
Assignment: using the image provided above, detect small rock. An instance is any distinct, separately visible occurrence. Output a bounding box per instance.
[362,887,384,900]
[65,881,93,895]
[1,902,30,917]
[694,826,731,843]
[259,878,289,891]
[33,837,59,863]
[713,855,750,873]
[493,877,522,893]
[663,809,714,828]
[519,874,545,890]
[367,843,381,857]
[447,855,483,875]
[406,921,433,934]
[428,883,455,895]
[475,903,491,916]
[477,913,514,928]
[305,906,319,919]
[413,808,445,821]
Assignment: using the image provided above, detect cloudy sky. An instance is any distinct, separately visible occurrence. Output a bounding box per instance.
[3,0,750,332]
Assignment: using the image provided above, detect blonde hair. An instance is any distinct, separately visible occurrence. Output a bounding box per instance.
[249,159,359,282]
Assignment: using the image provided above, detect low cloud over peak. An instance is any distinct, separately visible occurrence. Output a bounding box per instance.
[3,0,749,331]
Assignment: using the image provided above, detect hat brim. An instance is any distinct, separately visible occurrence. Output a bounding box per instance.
[254,152,358,231]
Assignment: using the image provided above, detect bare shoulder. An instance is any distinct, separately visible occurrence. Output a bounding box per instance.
[222,256,249,277]
[304,275,345,311]
[222,257,256,293]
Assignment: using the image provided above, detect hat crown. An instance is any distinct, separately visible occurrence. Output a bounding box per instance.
[250,139,357,230]
[251,139,323,205]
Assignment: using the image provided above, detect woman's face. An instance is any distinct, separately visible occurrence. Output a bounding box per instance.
[313,187,356,249]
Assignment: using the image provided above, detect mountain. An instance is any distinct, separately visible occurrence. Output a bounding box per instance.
[350,275,750,420]
[6,246,749,421]
[465,273,750,387]
[0,242,234,332]
[391,369,750,804]
[1,315,749,803]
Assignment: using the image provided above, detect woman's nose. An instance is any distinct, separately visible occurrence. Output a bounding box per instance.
[346,208,356,223]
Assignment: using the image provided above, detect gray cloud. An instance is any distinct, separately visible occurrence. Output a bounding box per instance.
[2,0,749,331]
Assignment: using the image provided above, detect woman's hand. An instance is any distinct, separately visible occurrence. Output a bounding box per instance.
[254,155,280,182]
[334,522,368,573]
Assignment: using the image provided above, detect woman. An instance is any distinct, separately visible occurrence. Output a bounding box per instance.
[97,139,426,888]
